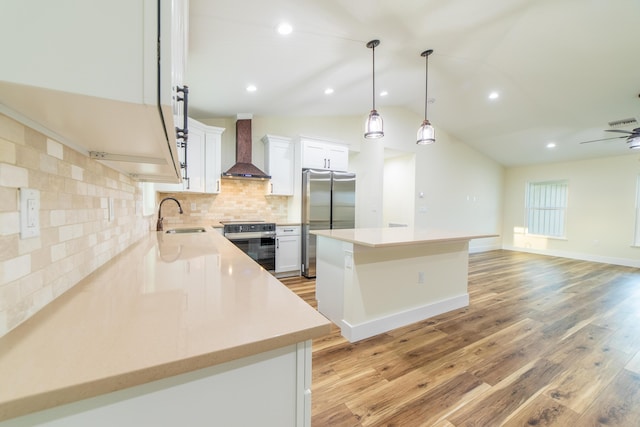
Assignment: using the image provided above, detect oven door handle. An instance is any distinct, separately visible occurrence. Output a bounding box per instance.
[225,232,275,240]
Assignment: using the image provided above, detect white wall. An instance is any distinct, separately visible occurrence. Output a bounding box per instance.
[503,154,640,267]
[383,153,415,227]
[349,139,384,228]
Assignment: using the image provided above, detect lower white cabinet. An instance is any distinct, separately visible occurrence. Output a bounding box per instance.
[156,119,224,193]
[0,342,314,427]
[276,226,301,277]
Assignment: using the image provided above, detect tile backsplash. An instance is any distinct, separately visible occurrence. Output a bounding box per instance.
[0,114,149,337]
[157,179,290,226]
[0,112,293,337]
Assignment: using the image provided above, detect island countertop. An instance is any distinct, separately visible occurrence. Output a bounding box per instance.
[0,228,331,422]
[311,227,498,248]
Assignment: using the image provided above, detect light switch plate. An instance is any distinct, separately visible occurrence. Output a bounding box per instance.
[108,197,115,222]
[20,188,40,239]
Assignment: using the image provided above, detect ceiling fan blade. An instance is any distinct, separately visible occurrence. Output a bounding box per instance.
[605,129,633,134]
[579,136,627,144]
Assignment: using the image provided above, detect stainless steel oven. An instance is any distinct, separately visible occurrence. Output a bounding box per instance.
[222,222,276,272]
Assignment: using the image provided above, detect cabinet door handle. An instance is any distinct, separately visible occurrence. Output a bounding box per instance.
[176,85,189,131]
[276,238,279,249]
[323,158,327,168]
[328,158,331,169]
[176,85,189,185]
[270,183,273,194]
[216,180,220,192]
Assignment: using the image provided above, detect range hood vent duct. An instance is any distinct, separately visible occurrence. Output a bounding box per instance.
[222,117,271,180]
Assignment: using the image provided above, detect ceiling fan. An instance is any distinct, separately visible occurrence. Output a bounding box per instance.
[579,127,640,149]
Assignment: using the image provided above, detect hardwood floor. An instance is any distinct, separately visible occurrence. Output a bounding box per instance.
[280,250,640,426]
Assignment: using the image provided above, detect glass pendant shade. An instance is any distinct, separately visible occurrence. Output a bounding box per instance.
[629,136,640,149]
[417,49,435,145]
[365,109,384,139]
[364,40,383,139]
[417,119,435,145]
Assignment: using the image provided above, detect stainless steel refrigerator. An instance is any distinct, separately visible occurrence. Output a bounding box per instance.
[301,169,356,278]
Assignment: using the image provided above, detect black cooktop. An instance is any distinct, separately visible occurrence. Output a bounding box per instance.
[219,220,265,224]
[222,221,275,233]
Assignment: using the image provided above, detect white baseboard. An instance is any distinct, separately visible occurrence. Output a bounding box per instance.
[502,245,640,268]
[469,242,502,253]
[340,294,469,342]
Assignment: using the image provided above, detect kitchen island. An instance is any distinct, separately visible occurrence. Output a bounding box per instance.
[0,228,330,426]
[311,228,497,342]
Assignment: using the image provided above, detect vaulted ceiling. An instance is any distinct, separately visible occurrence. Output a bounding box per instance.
[187,0,640,166]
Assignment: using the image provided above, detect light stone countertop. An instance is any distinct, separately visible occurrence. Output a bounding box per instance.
[311,227,498,248]
[0,227,331,422]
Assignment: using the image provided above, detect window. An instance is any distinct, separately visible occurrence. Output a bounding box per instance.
[525,180,568,238]
[635,176,640,246]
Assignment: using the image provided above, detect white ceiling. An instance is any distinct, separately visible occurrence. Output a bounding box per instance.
[187,0,640,167]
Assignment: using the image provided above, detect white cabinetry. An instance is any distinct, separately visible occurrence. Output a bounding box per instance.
[0,0,187,182]
[156,119,224,193]
[276,226,301,277]
[263,135,294,196]
[300,138,348,171]
[0,342,314,427]
[202,123,224,194]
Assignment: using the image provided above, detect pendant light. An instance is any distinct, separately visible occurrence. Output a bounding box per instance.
[417,49,435,145]
[364,39,384,139]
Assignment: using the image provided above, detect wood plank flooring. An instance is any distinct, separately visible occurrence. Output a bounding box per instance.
[280,250,640,426]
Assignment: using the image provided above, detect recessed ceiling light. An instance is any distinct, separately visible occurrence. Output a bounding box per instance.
[324,88,334,95]
[246,85,257,92]
[546,142,556,149]
[380,91,388,97]
[488,91,499,100]
[277,22,292,35]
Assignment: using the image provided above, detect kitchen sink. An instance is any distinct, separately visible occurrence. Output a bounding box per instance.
[165,227,206,234]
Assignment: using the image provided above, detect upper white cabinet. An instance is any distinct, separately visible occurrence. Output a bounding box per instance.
[203,124,224,194]
[0,0,188,182]
[156,119,224,193]
[299,137,349,171]
[262,135,294,196]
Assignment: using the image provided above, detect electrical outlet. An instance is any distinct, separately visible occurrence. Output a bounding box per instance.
[418,271,425,284]
[108,197,115,221]
[344,251,353,269]
[20,188,40,239]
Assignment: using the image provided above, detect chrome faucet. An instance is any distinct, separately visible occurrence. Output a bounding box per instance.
[156,197,184,231]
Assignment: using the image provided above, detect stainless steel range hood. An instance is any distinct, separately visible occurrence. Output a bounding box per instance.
[222,114,271,179]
